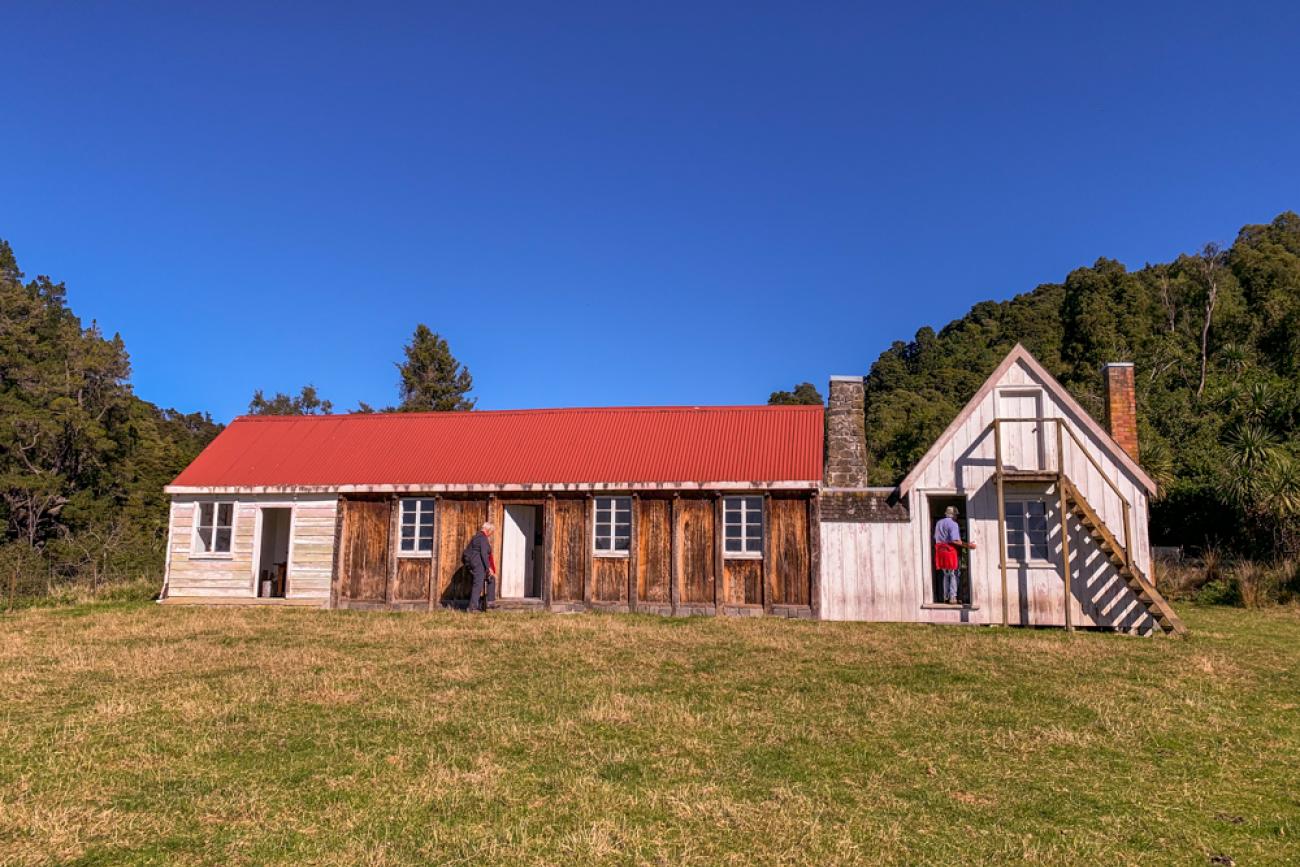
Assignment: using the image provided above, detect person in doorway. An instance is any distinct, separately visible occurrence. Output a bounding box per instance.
[934,506,976,605]
[462,522,497,612]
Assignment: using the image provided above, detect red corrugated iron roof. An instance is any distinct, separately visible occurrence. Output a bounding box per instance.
[167,405,824,491]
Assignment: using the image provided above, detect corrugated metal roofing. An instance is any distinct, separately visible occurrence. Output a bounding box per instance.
[168,405,824,490]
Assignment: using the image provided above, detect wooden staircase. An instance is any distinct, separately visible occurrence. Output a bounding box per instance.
[1060,477,1185,636]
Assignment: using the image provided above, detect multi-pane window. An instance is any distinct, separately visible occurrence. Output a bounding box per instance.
[723,496,764,556]
[400,498,435,554]
[1005,499,1050,562]
[593,496,632,554]
[194,502,234,554]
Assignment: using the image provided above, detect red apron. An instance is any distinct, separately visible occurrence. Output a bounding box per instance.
[934,542,959,571]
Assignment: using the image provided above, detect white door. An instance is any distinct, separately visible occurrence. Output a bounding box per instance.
[501,505,536,598]
[998,389,1045,471]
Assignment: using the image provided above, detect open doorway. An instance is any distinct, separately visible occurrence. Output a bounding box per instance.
[257,508,291,598]
[501,505,543,599]
[927,495,971,606]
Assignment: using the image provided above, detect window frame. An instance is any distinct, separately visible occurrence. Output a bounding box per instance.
[592,496,632,558]
[722,495,764,559]
[191,500,235,558]
[1003,495,1052,566]
[397,498,436,557]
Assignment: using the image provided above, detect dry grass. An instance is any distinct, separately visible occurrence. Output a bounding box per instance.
[1,602,1298,865]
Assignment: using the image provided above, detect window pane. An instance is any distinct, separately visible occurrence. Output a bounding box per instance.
[217,503,233,527]
[725,524,741,538]
[614,537,630,551]
[400,537,414,552]
[1027,501,1047,516]
[746,524,762,539]
[196,526,212,552]
[1008,542,1025,561]
[745,537,762,553]
[1030,541,1049,560]
[198,503,214,528]
[1005,502,1024,518]
[745,496,762,512]
[215,528,232,552]
[725,539,742,552]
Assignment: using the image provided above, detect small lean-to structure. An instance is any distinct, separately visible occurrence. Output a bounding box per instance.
[161,345,1182,634]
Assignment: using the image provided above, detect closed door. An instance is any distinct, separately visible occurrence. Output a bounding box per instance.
[998,389,1045,471]
[501,505,536,598]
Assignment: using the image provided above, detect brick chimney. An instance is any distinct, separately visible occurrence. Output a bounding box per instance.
[825,375,869,487]
[1102,362,1139,462]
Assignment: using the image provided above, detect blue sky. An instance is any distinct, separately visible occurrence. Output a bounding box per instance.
[5,1,1298,422]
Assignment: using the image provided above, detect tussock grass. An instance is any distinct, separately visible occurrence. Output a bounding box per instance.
[1,604,1297,865]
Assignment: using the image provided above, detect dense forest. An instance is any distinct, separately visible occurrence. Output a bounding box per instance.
[3,214,1298,602]
[856,212,1300,559]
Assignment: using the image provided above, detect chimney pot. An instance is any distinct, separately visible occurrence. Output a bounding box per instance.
[825,376,869,487]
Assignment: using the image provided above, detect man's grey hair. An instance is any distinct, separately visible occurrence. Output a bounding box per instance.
[944,506,959,518]
[481,521,495,532]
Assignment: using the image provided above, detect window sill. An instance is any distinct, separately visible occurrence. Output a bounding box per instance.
[723,553,764,560]
[396,551,433,559]
[921,602,981,611]
[594,551,631,559]
[189,553,234,561]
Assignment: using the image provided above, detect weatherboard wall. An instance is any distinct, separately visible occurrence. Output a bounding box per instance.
[820,358,1156,632]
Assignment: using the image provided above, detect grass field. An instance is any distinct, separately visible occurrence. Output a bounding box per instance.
[2,603,1297,866]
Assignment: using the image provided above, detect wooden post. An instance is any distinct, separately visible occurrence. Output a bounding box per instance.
[1122,499,1134,572]
[385,495,399,605]
[994,420,1010,627]
[1055,418,1064,477]
[713,493,724,612]
[1058,480,1073,631]
[329,496,346,610]
[628,494,639,612]
[762,493,774,616]
[809,493,821,620]
[427,496,441,611]
[669,494,680,616]
[582,494,594,608]
[543,495,555,609]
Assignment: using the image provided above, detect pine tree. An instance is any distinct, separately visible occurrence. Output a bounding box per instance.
[768,383,824,406]
[396,325,475,412]
[248,385,333,415]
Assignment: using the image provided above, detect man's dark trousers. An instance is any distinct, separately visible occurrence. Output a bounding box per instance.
[468,568,495,612]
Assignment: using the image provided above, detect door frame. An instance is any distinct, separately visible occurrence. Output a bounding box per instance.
[996,386,1046,471]
[250,504,296,598]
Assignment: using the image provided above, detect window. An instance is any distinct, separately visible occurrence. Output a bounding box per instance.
[399,498,435,554]
[194,502,234,554]
[1005,499,1050,563]
[593,496,631,554]
[723,496,764,556]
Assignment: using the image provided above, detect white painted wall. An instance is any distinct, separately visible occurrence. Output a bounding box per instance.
[165,494,337,602]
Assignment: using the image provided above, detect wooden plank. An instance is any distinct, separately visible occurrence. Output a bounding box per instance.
[543,495,555,608]
[723,559,762,605]
[385,495,399,604]
[637,498,670,604]
[583,494,594,607]
[677,497,714,604]
[761,494,772,614]
[809,493,821,620]
[593,557,628,602]
[627,494,639,613]
[713,494,724,610]
[338,498,389,603]
[329,495,344,609]
[427,495,441,611]
[669,494,680,615]
[552,499,585,601]
[995,420,1009,627]
[1058,479,1073,631]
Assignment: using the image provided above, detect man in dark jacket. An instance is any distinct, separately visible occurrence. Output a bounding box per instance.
[462,522,497,612]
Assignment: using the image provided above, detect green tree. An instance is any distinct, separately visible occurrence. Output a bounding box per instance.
[248,385,333,416]
[768,382,824,406]
[396,325,475,412]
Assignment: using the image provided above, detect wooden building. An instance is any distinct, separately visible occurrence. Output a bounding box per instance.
[162,406,824,617]
[162,345,1182,634]
[817,345,1183,635]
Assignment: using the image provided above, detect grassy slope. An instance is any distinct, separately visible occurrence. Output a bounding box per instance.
[1,604,1297,866]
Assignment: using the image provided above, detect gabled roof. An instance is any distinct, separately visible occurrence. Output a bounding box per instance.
[897,344,1156,496]
[166,405,824,493]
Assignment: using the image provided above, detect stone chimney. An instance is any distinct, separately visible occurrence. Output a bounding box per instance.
[1102,362,1139,461]
[825,376,869,487]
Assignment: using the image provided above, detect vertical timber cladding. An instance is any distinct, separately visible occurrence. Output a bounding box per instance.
[435,498,488,606]
[637,497,672,606]
[338,497,390,604]
[675,496,715,606]
[723,559,762,606]
[769,495,812,606]
[551,498,586,602]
